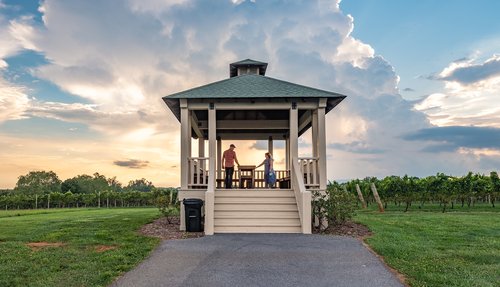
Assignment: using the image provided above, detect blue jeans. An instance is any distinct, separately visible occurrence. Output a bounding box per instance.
[225,167,234,188]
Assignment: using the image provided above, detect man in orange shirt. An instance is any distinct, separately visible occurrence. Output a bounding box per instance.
[222,144,240,189]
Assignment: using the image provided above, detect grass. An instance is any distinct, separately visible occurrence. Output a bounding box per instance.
[354,205,500,287]
[0,208,161,287]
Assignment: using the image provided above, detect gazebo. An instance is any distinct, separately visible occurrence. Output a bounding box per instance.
[163,59,345,234]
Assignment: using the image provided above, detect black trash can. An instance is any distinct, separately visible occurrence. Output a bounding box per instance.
[183,198,204,232]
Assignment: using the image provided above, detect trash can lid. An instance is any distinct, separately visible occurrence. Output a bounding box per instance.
[183,198,204,206]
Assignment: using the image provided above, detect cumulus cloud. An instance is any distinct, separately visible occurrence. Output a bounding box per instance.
[250,140,285,151]
[403,126,500,152]
[328,141,385,154]
[416,55,500,128]
[113,159,150,169]
[438,55,500,84]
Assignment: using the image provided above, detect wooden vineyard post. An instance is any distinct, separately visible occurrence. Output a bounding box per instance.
[355,184,367,209]
[370,183,384,212]
[35,194,38,209]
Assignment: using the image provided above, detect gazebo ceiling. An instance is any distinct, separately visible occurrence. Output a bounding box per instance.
[191,109,314,140]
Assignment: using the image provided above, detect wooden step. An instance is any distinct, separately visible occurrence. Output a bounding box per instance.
[214,225,301,233]
[214,211,299,219]
[212,188,301,233]
[215,190,294,197]
[215,197,296,204]
[214,203,298,212]
[215,218,300,226]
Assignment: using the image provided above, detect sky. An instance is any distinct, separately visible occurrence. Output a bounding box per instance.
[0,0,499,188]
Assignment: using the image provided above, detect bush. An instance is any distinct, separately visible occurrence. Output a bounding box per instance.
[312,183,357,232]
[154,188,179,224]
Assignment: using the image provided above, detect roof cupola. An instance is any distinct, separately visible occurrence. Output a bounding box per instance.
[229,59,268,78]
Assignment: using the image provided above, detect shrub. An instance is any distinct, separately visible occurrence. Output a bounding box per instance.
[154,188,179,224]
[312,183,357,232]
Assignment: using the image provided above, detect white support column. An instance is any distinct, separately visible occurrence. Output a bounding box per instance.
[285,137,290,170]
[209,108,216,188]
[216,137,222,184]
[268,136,273,156]
[198,137,205,157]
[179,99,191,231]
[180,99,191,190]
[205,104,216,235]
[312,109,318,158]
[289,103,298,167]
[318,99,327,190]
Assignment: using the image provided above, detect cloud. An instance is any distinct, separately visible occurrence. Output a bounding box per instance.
[250,140,285,151]
[403,126,500,152]
[328,141,385,154]
[25,100,168,137]
[438,55,500,84]
[0,78,30,123]
[416,55,500,128]
[113,159,150,169]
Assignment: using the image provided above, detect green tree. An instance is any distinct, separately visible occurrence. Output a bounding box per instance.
[471,173,489,207]
[15,171,61,194]
[61,173,109,194]
[61,177,83,193]
[380,175,404,206]
[107,176,123,192]
[490,171,499,207]
[126,178,154,192]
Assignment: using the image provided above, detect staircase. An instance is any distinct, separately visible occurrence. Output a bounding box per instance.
[214,189,301,233]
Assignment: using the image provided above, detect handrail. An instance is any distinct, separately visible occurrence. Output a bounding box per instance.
[292,160,312,234]
[298,157,320,189]
[205,159,215,235]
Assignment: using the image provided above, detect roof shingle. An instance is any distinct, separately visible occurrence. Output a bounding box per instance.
[165,74,345,99]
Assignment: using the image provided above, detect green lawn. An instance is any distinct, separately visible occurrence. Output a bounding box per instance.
[355,207,500,287]
[0,208,161,287]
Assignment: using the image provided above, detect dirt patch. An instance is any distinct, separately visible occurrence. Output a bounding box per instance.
[139,216,204,240]
[313,221,373,238]
[95,245,117,252]
[26,242,65,251]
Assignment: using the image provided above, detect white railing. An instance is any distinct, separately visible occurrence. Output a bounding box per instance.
[214,169,289,188]
[188,158,291,189]
[298,157,319,189]
[291,159,312,234]
[188,157,209,188]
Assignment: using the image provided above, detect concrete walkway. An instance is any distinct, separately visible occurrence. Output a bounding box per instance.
[111,234,403,287]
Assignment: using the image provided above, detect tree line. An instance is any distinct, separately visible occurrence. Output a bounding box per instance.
[0,170,177,210]
[343,171,500,212]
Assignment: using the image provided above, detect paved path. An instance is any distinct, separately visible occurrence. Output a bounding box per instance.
[111,234,403,287]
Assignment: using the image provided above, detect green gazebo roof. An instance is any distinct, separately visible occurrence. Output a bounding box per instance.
[163,73,346,121]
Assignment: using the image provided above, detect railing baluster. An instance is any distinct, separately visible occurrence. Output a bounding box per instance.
[190,159,195,185]
[312,159,317,185]
[201,159,205,185]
